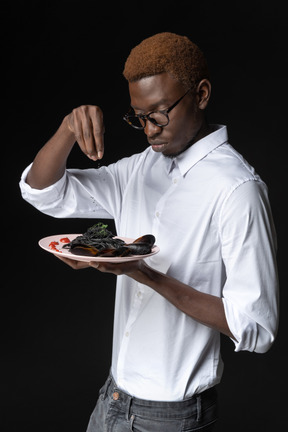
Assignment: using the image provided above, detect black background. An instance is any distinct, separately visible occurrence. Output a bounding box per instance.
[2,1,287,431]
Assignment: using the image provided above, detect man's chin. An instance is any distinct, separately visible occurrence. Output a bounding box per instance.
[162,140,194,158]
[150,142,184,158]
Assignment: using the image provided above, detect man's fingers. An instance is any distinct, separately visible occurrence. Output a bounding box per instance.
[81,113,99,160]
[68,106,104,161]
[88,260,140,276]
[55,255,90,270]
[91,106,105,160]
[89,261,120,274]
[70,108,85,149]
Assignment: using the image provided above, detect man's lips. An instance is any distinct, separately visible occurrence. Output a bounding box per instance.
[150,142,168,152]
[149,140,168,147]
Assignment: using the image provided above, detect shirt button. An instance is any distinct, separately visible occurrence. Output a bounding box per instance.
[137,291,142,298]
[125,331,129,337]
[173,178,178,184]
[112,392,120,400]
[156,211,160,218]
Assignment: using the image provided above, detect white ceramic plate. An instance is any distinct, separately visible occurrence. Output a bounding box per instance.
[39,234,159,263]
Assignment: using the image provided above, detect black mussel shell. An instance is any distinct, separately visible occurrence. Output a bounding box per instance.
[125,234,155,255]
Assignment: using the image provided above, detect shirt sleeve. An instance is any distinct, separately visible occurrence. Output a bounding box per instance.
[19,153,144,221]
[19,163,114,219]
[220,179,279,353]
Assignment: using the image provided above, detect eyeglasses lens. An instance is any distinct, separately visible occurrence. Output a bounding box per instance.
[126,112,169,129]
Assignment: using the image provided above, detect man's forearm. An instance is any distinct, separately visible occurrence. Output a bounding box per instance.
[26,116,75,189]
[133,261,235,339]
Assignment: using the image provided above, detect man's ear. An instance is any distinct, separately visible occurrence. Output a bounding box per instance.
[196,79,211,110]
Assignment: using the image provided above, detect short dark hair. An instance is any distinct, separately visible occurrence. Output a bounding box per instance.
[123,32,210,91]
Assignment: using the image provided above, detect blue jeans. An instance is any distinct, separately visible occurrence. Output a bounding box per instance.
[86,373,218,432]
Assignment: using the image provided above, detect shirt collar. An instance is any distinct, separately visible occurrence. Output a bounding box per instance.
[160,153,176,174]
[170,124,228,177]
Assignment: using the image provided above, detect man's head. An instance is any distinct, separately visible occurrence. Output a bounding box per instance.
[123,33,211,158]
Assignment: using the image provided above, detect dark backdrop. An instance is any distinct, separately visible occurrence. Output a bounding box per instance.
[3,1,286,431]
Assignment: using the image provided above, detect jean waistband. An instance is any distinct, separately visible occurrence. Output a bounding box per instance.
[101,373,217,420]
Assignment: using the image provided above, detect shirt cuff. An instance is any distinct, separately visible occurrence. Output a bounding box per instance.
[222,298,257,352]
[19,163,67,203]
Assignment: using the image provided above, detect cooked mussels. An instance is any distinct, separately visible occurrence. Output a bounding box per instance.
[63,223,155,257]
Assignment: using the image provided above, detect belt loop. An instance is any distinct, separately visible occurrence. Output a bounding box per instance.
[103,374,112,400]
[196,394,202,422]
[125,396,133,421]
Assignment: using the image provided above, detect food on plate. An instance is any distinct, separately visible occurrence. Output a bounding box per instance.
[48,237,71,252]
[49,241,61,252]
[62,222,155,257]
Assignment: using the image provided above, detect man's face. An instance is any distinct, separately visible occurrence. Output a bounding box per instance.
[128,72,207,157]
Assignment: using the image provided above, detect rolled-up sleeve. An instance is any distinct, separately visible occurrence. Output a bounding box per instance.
[20,164,73,216]
[19,152,145,221]
[19,163,119,219]
[220,179,279,353]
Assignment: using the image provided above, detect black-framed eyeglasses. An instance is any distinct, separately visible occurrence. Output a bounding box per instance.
[123,88,191,130]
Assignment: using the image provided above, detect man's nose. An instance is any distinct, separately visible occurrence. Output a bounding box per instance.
[144,120,162,138]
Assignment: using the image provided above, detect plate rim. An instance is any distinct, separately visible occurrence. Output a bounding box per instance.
[38,233,159,262]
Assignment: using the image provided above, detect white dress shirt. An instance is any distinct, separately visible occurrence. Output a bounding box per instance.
[20,125,279,401]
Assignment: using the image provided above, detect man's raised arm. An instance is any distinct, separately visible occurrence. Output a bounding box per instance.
[26,105,105,189]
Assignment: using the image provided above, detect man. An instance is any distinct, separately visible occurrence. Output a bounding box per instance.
[20,32,279,431]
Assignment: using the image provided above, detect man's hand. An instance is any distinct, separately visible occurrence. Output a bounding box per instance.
[67,105,105,161]
[55,254,144,278]
[89,259,143,277]
[55,255,91,270]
